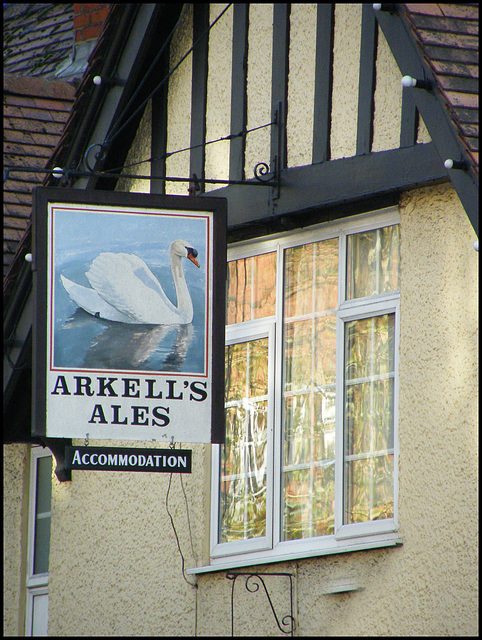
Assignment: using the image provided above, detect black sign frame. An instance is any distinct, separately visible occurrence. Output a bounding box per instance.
[32,188,226,444]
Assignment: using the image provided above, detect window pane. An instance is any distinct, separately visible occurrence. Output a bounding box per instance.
[346,225,399,299]
[282,238,338,540]
[344,455,394,523]
[226,252,276,324]
[344,314,395,524]
[33,456,52,575]
[220,338,269,543]
[285,238,338,317]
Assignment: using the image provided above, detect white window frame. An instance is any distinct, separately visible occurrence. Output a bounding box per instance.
[211,319,276,558]
[25,446,52,636]
[200,208,401,574]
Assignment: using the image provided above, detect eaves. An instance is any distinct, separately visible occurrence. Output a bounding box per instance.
[374,4,478,236]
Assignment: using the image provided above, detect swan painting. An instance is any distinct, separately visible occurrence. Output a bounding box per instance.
[60,240,200,325]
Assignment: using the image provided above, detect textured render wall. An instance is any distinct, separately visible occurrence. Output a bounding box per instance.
[3,444,29,636]
[396,183,478,635]
[166,5,193,196]
[372,28,402,152]
[244,4,273,175]
[48,440,209,636]
[115,99,152,194]
[331,4,362,159]
[287,4,317,168]
[205,4,233,192]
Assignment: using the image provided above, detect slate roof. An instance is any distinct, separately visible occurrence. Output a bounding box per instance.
[403,3,479,173]
[3,3,74,78]
[3,74,76,280]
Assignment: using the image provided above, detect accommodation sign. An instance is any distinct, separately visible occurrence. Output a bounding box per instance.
[32,189,226,444]
[65,446,192,473]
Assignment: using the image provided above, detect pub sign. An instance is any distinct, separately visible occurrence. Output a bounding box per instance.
[32,189,226,444]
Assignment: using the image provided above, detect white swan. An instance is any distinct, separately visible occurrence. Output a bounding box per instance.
[60,240,200,325]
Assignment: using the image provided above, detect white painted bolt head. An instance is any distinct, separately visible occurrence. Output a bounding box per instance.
[25,253,33,263]
[401,75,416,88]
[52,167,64,179]
[93,75,102,85]
[444,159,454,169]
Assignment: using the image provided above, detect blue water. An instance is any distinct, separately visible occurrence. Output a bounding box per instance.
[53,253,207,375]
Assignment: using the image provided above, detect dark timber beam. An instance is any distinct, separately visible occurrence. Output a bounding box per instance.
[229,4,248,182]
[356,4,377,156]
[205,142,448,228]
[312,3,334,164]
[271,4,290,173]
[190,3,209,193]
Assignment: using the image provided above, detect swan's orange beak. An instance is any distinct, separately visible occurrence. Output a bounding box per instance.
[188,252,200,268]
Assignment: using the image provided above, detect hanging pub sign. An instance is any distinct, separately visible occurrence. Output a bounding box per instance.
[32,188,226,444]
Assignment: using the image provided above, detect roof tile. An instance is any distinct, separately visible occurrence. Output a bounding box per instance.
[403,3,479,175]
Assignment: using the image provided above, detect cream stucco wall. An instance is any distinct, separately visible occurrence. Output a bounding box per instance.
[331,3,362,160]
[287,4,317,168]
[204,4,233,191]
[245,4,273,176]
[3,443,30,636]
[116,100,152,194]
[166,5,193,196]
[47,440,207,636]
[372,28,402,152]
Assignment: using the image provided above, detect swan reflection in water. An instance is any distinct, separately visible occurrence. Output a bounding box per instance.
[61,310,194,372]
[56,239,202,371]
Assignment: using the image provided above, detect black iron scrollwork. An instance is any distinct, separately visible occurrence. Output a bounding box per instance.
[254,162,274,183]
[84,143,107,173]
[226,571,295,636]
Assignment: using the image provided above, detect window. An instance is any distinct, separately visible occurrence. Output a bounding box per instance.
[210,211,400,568]
[25,447,52,636]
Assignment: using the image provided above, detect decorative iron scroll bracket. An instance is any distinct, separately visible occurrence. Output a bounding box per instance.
[82,107,283,193]
[226,571,295,636]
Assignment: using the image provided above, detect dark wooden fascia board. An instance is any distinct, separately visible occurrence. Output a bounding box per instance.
[61,4,158,189]
[206,142,447,228]
[373,5,478,235]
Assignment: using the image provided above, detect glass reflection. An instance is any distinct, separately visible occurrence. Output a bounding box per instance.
[346,225,400,299]
[282,237,338,540]
[226,252,276,324]
[344,314,395,524]
[220,338,269,542]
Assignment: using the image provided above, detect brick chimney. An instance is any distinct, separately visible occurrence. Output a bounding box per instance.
[56,3,111,81]
[73,4,111,44]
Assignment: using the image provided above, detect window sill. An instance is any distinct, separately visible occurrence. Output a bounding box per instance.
[186,534,403,575]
